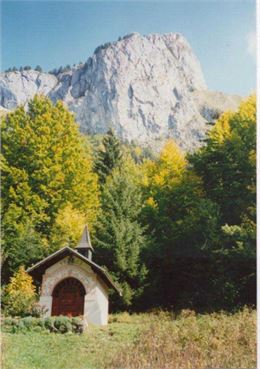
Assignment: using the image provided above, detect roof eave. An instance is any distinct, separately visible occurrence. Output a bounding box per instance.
[26,246,121,295]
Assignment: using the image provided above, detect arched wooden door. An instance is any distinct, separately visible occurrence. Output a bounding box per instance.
[51,277,85,317]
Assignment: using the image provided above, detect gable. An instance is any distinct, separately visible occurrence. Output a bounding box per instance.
[27,247,121,295]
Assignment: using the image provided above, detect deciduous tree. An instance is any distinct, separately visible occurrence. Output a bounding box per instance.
[1,96,99,277]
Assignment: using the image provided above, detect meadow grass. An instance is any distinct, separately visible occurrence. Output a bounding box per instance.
[2,308,256,369]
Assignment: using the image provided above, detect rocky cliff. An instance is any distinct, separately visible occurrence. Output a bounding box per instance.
[0,32,241,151]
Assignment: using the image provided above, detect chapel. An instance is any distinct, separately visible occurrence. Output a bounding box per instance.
[27,226,120,326]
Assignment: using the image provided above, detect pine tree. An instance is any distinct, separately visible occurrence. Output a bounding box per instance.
[94,160,147,308]
[35,65,43,72]
[94,129,122,185]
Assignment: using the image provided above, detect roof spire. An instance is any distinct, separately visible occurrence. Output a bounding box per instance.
[76,225,93,259]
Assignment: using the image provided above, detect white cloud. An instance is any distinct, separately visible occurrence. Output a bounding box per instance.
[246,31,256,58]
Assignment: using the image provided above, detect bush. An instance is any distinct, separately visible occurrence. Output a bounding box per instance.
[53,316,72,333]
[3,266,37,317]
[2,316,84,334]
[44,317,54,330]
[30,303,49,318]
[71,317,84,333]
[22,316,37,329]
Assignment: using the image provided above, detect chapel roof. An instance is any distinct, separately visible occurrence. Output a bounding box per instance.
[27,246,121,295]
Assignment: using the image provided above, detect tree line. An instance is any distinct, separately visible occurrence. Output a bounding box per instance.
[1,95,256,312]
[4,63,84,74]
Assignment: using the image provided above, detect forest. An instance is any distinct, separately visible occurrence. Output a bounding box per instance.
[1,94,256,314]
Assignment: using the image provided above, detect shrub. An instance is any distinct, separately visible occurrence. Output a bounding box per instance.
[53,316,72,333]
[44,317,56,332]
[22,316,37,329]
[2,315,84,334]
[3,266,37,317]
[30,303,48,318]
[71,317,84,333]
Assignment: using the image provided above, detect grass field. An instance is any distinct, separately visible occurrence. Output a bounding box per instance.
[1,308,256,369]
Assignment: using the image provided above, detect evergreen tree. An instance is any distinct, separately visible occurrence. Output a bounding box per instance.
[94,129,122,185]
[35,65,43,72]
[94,160,147,309]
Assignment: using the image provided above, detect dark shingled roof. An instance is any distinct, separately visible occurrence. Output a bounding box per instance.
[26,246,121,295]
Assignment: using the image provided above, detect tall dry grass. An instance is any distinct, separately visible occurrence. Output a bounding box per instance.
[109,308,256,369]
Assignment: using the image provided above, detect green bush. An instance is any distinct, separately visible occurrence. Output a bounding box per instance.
[44,317,56,331]
[22,317,37,328]
[53,316,72,333]
[71,317,84,333]
[2,316,84,334]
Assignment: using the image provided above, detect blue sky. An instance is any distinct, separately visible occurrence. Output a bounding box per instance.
[1,0,256,96]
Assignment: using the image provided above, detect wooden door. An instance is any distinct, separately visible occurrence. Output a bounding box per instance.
[51,277,85,317]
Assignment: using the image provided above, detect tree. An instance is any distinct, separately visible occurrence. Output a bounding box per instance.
[1,213,47,280]
[1,96,99,277]
[142,139,186,194]
[94,159,147,309]
[64,64,71,72]
[190,95,256,225]
[3,266,37,316]
[94,129,122,185]
[141,166,221,310]
[50,203,86,249]
[189,95,256,308]
[35,65,43,72]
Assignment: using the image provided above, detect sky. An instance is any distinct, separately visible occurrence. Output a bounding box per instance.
[1,0,256,96]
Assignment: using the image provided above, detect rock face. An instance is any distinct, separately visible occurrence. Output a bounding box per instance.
[0,32,241,151]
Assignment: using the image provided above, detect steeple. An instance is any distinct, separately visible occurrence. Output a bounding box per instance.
[76,225,93,260]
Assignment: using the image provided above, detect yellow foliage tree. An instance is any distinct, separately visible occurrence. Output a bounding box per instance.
[209,95,256,144]
[50,203,86,249]
[209,111,233,143]
[237,94,256,122]
[142,139,186,191]
[4,266,37,316]
[1,96,100,276]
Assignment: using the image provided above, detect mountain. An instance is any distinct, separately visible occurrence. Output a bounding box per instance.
[0,32,241,151]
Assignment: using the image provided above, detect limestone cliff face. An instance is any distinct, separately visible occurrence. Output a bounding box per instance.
[0,32,241,151]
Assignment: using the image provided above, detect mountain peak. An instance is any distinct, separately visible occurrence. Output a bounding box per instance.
[0,32,241,151]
